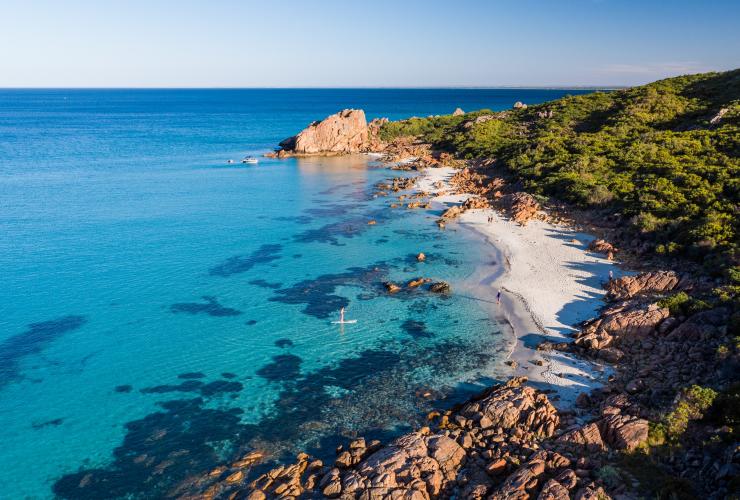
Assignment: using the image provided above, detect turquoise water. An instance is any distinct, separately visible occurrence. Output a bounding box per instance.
[0,89,594,498]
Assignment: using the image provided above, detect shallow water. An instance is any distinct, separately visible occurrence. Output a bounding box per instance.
[0,88,594,498]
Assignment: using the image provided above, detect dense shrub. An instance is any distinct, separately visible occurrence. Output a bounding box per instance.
[381,70,740,275]
[663,385,718,440]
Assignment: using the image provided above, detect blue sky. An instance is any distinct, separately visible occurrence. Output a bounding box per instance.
[1,0,738,87]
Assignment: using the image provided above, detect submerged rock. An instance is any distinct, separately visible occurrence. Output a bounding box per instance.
[429,281,451,294]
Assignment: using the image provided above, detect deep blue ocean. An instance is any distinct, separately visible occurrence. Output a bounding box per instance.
[0,88,593,498]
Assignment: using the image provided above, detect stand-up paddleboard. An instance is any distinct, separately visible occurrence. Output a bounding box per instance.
[331,320,357,324]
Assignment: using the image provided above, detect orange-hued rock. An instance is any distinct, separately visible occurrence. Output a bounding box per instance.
[278,109,370,154]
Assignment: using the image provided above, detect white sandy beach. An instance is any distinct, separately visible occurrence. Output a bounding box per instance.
[418,167,622,407]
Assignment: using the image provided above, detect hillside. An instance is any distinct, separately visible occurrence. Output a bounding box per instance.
[381,70,740,278]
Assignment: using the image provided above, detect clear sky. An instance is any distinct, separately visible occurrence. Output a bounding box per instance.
[1,0,738,87]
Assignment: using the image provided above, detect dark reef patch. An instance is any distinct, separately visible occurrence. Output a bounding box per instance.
[317,181,360,196]
[256,354,302,382]
[141,380,204,394]
[221,372,237,379]
[209,244,282,277]
[200,380,243,397]
[0,315,87,388]
[293,209,393,246]
[273,215,313,224]
[245,319,258,326]
[178,372,206,380]
[269,263,389,319]
[401,320,434,339]
[53,333,500,499]
[392,228,439,242]
[303,202,363,218]
[275,338,294,349]
[248,279,282,289]
[114,384,133,393]
[32,418,64,430]
[170,296,241,317]
[52,397,250,500]
[141,378,242,398]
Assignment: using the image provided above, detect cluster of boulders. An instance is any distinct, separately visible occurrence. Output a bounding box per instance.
[604,270,689,300]
[438,196,491,224]
[194,378,631,499]
[375,177,417,194]
[498,192,542,226]
[379,138,463,170]
[587,239,617,261]
[447,168,502,198]
[566,269,734,443]
[384,279,450,295]
[462,113,505,129]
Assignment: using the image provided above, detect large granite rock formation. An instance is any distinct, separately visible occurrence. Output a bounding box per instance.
[605,270,688,300]
[274,109,377,156]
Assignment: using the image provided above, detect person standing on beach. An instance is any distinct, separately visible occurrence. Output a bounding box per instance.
[496,290,502,305]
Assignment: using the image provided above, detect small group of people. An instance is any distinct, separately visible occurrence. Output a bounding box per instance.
[487,216,494,223]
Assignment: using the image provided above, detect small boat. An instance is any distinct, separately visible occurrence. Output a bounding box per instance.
[241,157,259,164]
[226,159,235,164]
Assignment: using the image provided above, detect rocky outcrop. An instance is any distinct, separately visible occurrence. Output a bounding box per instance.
[429,281,451,294]
[574,301,669,350]
[501,192,541,225]
[272,109,387,156]
[334,431,466,498]
[368,117,389,151]
[453,107,465,116]
[448,168,502,197]
[279,109,368,154]
[587,239,616,260]
[605,270,688,300]
[710,107,728,125]
[555,423,605,453]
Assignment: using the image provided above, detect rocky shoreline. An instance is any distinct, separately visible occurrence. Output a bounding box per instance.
[178,110,737,499]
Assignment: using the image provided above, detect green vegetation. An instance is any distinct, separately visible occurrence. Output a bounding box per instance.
[649,385,719,443]
[381,70,740,275]
[657,291,712,316]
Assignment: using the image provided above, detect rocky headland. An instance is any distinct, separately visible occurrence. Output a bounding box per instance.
[266,109,387,157]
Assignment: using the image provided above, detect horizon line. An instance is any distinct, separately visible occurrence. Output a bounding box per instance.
[0,85,629,91]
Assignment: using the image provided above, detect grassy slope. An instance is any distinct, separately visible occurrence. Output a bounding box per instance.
[381,70,740,278]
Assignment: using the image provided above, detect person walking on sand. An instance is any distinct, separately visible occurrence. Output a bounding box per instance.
[496,289,502,305]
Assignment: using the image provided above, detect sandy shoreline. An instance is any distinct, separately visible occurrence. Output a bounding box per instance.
[417,166,622,408]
